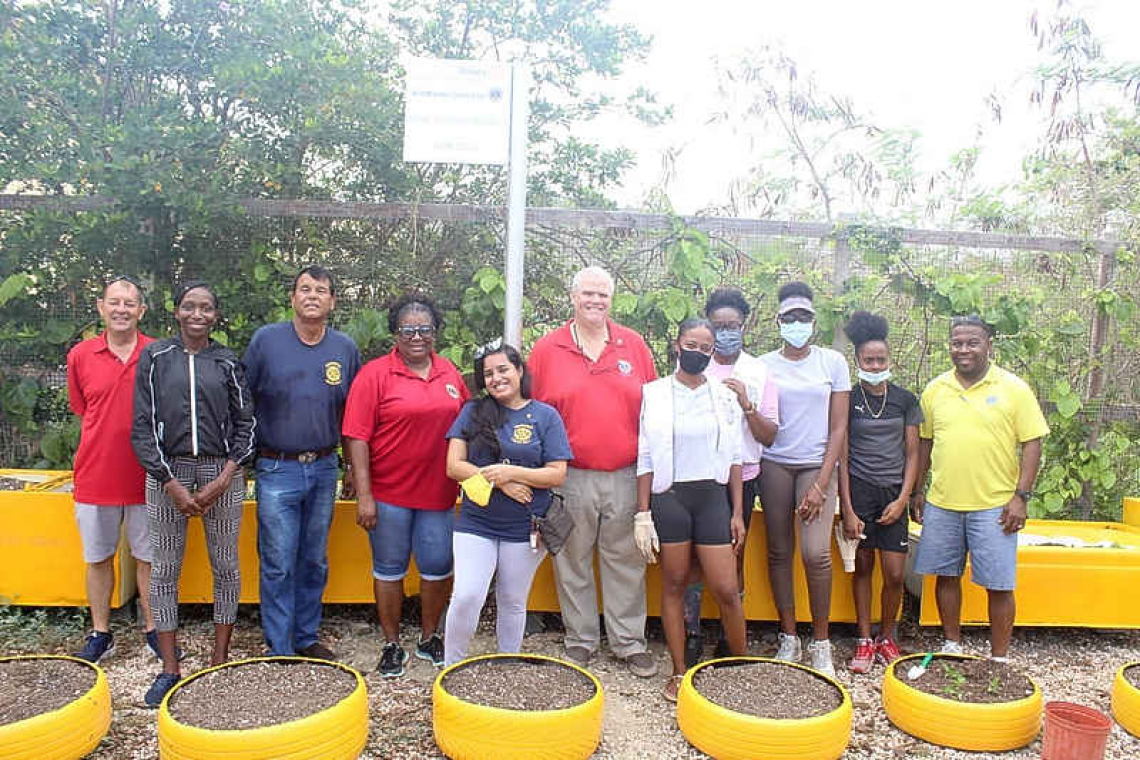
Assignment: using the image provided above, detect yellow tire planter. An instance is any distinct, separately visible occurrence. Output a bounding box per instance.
[0,655,112,760]
[1111,662,1140,737]
[156,657,368,760]
[432,653,604,760]
[676,657,853,760]
[882,653,1042,752]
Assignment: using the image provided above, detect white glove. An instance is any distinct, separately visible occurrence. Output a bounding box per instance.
[633,511,659,564]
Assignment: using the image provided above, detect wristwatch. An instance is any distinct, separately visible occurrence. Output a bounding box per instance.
[1014,489,1034,502]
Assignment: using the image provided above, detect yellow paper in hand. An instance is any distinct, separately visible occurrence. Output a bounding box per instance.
[460,472,493,507]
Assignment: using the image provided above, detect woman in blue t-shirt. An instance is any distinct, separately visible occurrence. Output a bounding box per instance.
[443,340,573,665]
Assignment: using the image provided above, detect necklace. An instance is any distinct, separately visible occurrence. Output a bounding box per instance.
[859,384,887,419]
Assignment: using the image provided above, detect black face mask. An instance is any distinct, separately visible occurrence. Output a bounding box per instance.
[678,348,712,374]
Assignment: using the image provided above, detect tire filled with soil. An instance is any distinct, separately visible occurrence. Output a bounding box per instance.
[882,653,1042,752]
[432,653,604,760]
[0,655,112,760]
[677,657,852,760]
[1111,662,1140,738]
[157,656,368,760]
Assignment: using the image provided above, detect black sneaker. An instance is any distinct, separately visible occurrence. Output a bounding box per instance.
[377,642,408,678]
[684,633,702,670]
[145,629,185,662]
[144,672,181,708]
[415,633,445,667]
[74,631,114,663]
[297,642,337,661]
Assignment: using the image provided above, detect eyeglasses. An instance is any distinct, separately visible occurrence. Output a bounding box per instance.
[397,325,436,339]
[473,337,504,360]
[778,312,814,324]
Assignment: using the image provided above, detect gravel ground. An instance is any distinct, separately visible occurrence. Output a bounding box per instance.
[5,599,1140,759]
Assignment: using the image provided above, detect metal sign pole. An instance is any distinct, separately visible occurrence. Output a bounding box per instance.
[503,63,529,348]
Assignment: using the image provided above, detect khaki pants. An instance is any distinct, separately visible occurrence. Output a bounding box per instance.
[552,466,647,657]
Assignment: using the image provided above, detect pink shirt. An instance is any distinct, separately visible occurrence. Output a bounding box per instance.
[705,353,779,481]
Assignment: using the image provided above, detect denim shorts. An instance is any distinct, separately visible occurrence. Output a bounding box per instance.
[368,500,454,582]
[913,503,1017,590]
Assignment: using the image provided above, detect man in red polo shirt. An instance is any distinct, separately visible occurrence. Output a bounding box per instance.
[67,276,158,663]
[529,266,659,677]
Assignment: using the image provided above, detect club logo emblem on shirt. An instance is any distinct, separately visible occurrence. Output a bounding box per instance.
[445,383,460,399]
[617,359,632,376]
[324,361,342,386]
[511,424,534,444]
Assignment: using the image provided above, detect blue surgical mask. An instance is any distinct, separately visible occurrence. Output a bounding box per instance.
[857,368,892,385]
[714,328,743,356]
[779,321,813,349]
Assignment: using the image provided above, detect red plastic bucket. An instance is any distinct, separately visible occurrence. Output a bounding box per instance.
[1041,701,1112,760]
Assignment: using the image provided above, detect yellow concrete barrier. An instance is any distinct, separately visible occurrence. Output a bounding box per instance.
[0,489,135,608]
[913,519,1140,628]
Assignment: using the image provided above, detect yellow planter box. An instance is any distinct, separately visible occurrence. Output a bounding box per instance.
[0,489,135,608]
[913,515,1140,628]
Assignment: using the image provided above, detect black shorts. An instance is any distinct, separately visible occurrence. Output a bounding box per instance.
[651,480,731,545]
[850,475,909,554]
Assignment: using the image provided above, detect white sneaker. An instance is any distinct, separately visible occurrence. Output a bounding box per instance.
[774,632,801,662]
[806,639,836,677]
[940,639,964,655]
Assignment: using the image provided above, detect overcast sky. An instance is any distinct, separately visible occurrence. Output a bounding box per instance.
[592,0,1140,213]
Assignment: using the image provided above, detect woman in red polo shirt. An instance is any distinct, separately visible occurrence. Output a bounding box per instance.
[344,294,469,679]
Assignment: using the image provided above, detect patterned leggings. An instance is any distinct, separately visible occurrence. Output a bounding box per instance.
[147,456,244,631]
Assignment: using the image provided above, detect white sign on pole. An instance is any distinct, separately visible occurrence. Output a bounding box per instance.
[403,58,512,165]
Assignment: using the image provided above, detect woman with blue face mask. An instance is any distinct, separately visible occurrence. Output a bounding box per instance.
[757,281,851,677]
[838,311,922,674]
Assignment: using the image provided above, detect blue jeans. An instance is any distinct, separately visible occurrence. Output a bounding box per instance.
[255,454,339,655]
[367,501,454,581]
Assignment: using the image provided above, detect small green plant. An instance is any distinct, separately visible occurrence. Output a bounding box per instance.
[939,660,967,698]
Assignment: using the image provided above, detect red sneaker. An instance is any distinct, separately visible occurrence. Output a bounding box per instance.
[848,638,876,673]
[876,636,902,665]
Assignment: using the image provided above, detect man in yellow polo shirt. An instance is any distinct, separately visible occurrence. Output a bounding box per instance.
[910,315,1048,662]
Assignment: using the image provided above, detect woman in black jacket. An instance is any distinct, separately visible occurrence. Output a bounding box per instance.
[131,281,255,707]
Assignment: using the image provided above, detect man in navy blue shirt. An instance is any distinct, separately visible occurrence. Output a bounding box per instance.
[243,265,362,658]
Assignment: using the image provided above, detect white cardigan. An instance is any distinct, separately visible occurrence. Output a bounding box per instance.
[636,375,744,494]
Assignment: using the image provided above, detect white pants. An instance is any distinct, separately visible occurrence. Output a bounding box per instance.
[444,531,547,666]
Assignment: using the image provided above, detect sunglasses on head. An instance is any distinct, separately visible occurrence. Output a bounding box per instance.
[473,337,504,360]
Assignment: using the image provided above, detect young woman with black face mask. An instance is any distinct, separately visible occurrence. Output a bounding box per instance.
[682,288,779,667]
[634,318,748,702]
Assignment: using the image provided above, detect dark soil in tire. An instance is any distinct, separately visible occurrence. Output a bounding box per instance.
[0,658,96,725]
[692,661,842,719]
[905,656,1033,703]
[442,658,595,710]
[1124,664,1140,690]
[168,660,357,730]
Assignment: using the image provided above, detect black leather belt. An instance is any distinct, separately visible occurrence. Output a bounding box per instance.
[258,445,337,464]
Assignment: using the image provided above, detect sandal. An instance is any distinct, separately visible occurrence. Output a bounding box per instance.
[662,674,683,703]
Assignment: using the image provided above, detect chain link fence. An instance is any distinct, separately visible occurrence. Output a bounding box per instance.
[2,196,1137,516]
